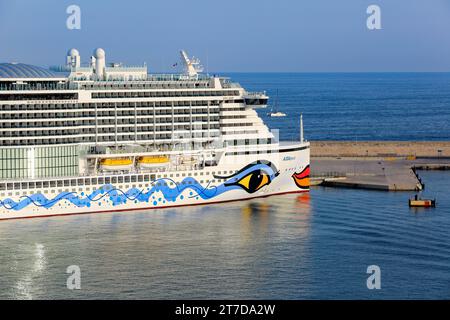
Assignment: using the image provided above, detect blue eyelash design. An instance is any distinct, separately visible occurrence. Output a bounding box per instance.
[0,161,279,211]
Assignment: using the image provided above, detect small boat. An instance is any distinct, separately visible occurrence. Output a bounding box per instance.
[138,155,169,168]
[409,195,436,208]
[269,111,287,117]
[267,89,286,117]
[100,158,133,171]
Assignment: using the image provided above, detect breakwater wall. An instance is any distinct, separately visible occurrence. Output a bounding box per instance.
[310,141,450,158]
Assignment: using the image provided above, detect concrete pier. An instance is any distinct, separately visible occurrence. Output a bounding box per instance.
[311,141,450,158]
[310,141,450,191]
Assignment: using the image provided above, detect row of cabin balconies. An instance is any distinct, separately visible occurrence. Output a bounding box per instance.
[0,124,222,136]
[0,93,78,101]
[0,110,221,118]
[91,90,239,99]
[0,103,221,110]
[0,103,78,111]
[0,100,222,111]
[0,131,222,146]
[221,130,259,135]
[220,123,253,128]
[0,105,221,113]
[0,109,221,119]
[0,117,221,128]
[81,80,212,91]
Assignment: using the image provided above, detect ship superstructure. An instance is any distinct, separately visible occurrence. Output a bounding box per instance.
[0,48,310,220]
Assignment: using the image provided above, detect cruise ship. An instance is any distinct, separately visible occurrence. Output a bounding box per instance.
[0,48,310,220]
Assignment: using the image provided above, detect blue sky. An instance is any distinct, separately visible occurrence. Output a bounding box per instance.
[1,0,450,72]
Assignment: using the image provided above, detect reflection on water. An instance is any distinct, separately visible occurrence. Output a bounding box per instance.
[0,172,449,299]
[296,193,311,207]
[241,193,312,241]
[0,194,313,299]
[13,243,46,300]
[240,202,269,241]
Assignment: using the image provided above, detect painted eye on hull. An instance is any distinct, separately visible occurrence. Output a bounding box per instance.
[214,160,278,194]
[235,169,271,193]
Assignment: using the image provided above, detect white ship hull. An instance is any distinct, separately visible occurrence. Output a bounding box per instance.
[0,144,309,220]
[0,48,309,221]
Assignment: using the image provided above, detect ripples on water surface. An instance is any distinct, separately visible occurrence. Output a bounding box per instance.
[1,73,449,299]
[0,171,449,299]
[225,73,450,141]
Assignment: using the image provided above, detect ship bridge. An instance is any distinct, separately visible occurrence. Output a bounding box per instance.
[243,91,268,108]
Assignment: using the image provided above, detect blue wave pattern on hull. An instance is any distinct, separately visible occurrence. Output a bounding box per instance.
[0,161,278,211]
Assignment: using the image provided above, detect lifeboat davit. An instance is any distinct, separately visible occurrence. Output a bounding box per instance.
[100,158,133,171]
[138,155,169,169]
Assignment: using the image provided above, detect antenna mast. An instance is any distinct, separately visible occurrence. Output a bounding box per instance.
[300,114,304,143]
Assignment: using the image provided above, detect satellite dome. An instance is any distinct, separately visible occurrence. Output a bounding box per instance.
[94,48,105,59]
[68,48,79,56]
